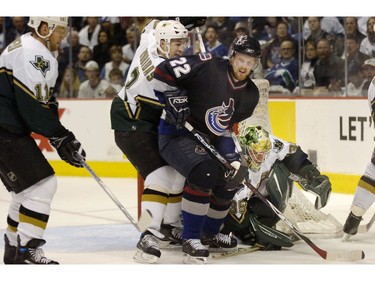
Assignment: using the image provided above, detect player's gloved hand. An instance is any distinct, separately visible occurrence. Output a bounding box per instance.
[176,17,207,30]
[299,165,332,209]
[164,90,190,130]
[49,130,86,168]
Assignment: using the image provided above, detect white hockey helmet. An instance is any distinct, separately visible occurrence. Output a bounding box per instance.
[28,17,69,39]
[155,20,189,58]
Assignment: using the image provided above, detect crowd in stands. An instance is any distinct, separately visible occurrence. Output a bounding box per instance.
[1,16,374,98]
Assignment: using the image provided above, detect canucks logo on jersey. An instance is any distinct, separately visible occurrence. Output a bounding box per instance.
[30,55,50,77]
[205,98,235,135]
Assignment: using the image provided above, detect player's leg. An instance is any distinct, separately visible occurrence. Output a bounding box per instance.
[0,131,58,264]
[343,160,375,236]
[159,133,220,263]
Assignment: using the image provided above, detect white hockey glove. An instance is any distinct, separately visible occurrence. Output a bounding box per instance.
[298,165,332,209]
[164,90,190,130]
[49,130,86,168]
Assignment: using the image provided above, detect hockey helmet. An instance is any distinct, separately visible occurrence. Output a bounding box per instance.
[231,35,261,58]
[239,125,271,172]
[28,17,69,39]
[155,20,189,59]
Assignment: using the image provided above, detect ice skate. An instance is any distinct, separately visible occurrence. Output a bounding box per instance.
[14,236,59,264]
[182,239,209,264]
[343,211,363,241]
[133,231,161,264]
[159,223,182,248]
[3,234,17,264]
[201,232,238,252]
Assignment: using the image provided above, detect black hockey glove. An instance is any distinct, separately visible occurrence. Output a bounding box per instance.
[49,130,86,168]
[164,90,190,130]
[176,17,207,30]
[298,165,332,209]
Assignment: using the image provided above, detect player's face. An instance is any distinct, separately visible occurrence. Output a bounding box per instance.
[168,38,189,58]
[230,53,259,81]
[49,26,68,52]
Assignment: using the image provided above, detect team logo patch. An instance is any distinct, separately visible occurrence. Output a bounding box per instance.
[194,145,206,155]
[205,98,235,135]
[30,55,50,77]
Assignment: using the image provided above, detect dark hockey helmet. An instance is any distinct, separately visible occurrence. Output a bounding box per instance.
[231,35,261,58]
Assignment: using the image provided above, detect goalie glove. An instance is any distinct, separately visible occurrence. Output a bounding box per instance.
[163,90,190,130]
[49,130,86,168]
[298,164,332,209]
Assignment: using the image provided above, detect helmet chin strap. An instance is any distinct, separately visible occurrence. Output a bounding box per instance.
[35,28,53,51]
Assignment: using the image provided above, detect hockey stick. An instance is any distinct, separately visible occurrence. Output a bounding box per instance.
[358,212,375,233]
[195,27,206,53]
[211,245,262,259]
[230,135,365,261]
[184,121,248,191]
[73,152,152,232]
[184,124,365,261]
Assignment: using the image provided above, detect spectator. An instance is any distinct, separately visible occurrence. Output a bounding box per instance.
[304,17,329,47]
[122,26,139,65]
[5,17,29,46]
[264,39,299,93]
[343,34,371,75]
[359,17,375,57]
[78,17,101,51]
[59,30,84,70]
[344,17,366,45]
[78,60,111,98]
[346,69,367,97]
[361,58,375,93]
[73,45,92,82]
[58,67,81,98]
[262,21,297,70]
[100,45,129,82]
[93,29,113,71]
[210,17,235,49]
[313,38,344,96]
[105,68,124,98]
[100,17,126,46]
[204,25,229,58]
[294,40,318,95]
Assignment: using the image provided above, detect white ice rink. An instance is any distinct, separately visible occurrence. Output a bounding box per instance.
[1,176,375,280]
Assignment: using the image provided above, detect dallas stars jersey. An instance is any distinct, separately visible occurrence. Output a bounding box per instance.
[110,19,165,134]
[153,54,260,138]
[0,33,66,137]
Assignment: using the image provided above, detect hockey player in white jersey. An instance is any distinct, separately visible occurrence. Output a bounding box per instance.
[343,76,375,239]
[0,17,86,264]
[222,125,332,249]
[110,18,206,263]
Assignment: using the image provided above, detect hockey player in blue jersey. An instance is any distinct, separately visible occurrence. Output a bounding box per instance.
[152,35,261,263]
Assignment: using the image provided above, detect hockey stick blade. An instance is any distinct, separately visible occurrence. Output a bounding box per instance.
[211,246,262,259]
[358,212,375,233]
[73,152,152,232]
[325,250,365,261]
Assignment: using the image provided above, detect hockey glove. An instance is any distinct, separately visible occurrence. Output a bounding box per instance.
[164,90,190,130]
[177,17,207,30]
[49,130,86,168]
[298,165,332,209]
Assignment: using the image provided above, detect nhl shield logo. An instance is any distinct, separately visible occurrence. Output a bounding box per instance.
[30,55,50,77]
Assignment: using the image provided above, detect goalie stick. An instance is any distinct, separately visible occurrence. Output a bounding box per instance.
[211,245,262,259]
[183,123,365,261]
[73,152,152,232]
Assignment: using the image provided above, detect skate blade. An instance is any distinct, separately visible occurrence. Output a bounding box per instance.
[206,246,237,253]
[342,234,353,242]
[133,249,159,264]
[183,253,208,264]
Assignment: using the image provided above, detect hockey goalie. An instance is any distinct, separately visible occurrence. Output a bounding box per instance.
[221,125,332,250]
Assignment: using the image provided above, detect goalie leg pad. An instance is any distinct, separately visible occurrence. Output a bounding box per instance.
[249,213,293,249]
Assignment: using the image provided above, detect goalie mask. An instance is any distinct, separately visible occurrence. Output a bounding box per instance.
[239,126,272,172]
[155,20,189,59]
